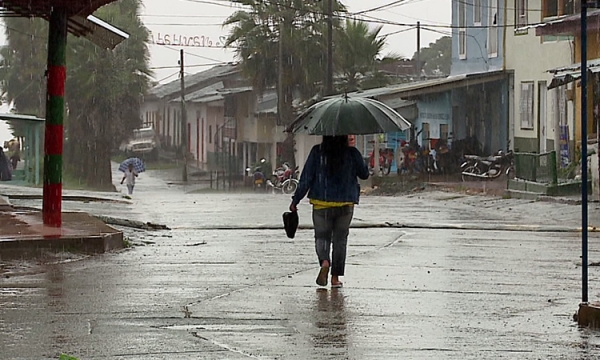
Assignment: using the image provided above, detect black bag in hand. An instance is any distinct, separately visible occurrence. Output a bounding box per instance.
[282,211,299,239]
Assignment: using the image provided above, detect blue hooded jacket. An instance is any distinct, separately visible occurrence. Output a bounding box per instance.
[292,144,369,206]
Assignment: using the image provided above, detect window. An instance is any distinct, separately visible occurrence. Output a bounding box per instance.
[544,0,558,17]
[474,0,482,24]
[516,0,528,27]
[459,0,467,59]
[544,0,579,18]
[488,0,498,57]
[520,82,535,129]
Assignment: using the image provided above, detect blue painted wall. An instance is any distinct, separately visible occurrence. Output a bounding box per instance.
[415,92,452,147]
[451,0,504,76]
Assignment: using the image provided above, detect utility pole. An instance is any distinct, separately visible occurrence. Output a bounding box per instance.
[326,0,334,95]
[179,49,188,182]
[278,22,284,125]
[580,0,589,304]
[416,21,421,80]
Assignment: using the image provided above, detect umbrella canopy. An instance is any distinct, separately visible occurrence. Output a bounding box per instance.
[119,157,146,173]
[287,96,411,136]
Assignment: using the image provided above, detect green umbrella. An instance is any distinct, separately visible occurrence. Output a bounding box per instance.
[287,95,411,135]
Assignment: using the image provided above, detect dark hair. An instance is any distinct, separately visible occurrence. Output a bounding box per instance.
[321,135,348,175]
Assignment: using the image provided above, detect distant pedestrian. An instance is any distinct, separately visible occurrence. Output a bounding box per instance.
[120,163,138,195]
[0,147,12,181]
[289,135,369,288]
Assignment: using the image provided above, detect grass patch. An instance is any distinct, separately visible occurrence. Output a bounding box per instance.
[60,354,79,360]
[123,237,133,248]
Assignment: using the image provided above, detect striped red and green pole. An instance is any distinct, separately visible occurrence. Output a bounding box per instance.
[43,8,68,227]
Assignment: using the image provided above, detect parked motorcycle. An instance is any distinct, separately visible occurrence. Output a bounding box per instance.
[461,150,514,181]
[247,159,268,192]
[369,147,394,176]
[269,162,299,194]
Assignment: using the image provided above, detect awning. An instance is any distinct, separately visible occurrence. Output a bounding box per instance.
[346,70,511,100]
[0,113,45,137]
[0,3,129,50]
[548,59,600,89]
[70,15,129,50]
[526,9,600,36]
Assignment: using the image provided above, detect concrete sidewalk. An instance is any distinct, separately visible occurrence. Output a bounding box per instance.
[0,195,123,259]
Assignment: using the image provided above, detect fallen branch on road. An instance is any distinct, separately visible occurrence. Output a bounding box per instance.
[94,215,170,231]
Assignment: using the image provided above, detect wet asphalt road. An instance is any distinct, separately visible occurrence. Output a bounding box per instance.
[2,165,600,359]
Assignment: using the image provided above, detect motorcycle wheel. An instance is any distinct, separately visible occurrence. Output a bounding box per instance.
[282,179,298,194]
[506,166,515,180]
[382,162,391,175]
[461,165,481,182]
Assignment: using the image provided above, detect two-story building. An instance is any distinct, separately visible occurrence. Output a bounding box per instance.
[450,0,511,154]
[141,64,296,175]
[508,0,575,158]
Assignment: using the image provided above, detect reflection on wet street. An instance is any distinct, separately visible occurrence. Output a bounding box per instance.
[2,167,600,359]
[312,288,348,352]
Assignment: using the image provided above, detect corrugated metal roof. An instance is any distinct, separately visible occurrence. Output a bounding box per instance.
[149,64,239,100]
[548,59,600,89]
[70,15,129,50]
[169,82,224,103]
[0,0,114,17]
[549,58,600,73]
[217,86,254,95]
[344,70,508,99]
[525,9,600,36]
[0,113,45,122]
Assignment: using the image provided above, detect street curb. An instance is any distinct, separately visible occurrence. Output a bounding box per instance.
[578,303,600,328]
[176,221,600,233]
[0,212,123,260]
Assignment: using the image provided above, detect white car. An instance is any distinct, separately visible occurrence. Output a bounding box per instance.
[120,127,159,160]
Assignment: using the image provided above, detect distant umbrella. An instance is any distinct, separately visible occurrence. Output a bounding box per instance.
[119,157,145,173]
[286,95,411,136]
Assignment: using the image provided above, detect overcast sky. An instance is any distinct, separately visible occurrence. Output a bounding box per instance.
[0,0,451,142]
[141,0,452,83]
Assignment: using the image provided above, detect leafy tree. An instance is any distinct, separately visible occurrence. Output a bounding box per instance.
[0,0,151,190]
[65,0,151,189]
[412,36,451,76]
[0,18,48,116]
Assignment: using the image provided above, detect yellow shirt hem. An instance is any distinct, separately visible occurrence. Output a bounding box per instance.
[310,199,355,210]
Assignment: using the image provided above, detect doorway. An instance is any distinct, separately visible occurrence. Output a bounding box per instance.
[538,81,547,153]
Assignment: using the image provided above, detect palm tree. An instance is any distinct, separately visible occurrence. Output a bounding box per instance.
[224,0,345,113]
[335,19,394,92]
[224,0,345,165]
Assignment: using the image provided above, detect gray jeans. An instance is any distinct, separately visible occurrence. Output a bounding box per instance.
[312,206,354,276]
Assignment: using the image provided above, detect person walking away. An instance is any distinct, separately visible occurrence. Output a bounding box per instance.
[289,135,369,288]
[121,163,138,195]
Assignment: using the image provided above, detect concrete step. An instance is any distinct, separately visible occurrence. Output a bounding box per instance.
[506,189,545,200]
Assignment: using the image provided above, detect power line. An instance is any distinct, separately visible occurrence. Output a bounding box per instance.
[145,23,224,26]
[352,0,409,15]
[156,71,180,83]
[150,62,228,69]
[378,26,417,38]
[155,43,227,63]
[141,14,228,18]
